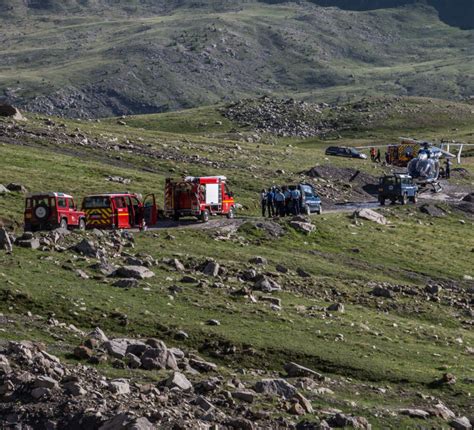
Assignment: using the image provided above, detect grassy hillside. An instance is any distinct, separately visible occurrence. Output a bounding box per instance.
[0,98,473,427]
[0,2,473,117]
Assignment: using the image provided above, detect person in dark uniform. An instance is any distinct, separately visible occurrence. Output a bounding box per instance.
[445,159,451,179]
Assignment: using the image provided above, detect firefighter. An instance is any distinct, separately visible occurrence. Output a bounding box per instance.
[274,188,286,217]
[370,147,376,162]
[266,188,275,217]
[445,159,451,179]
[375,149,381,163]
[385,151,390,165]
[260,189,267,217]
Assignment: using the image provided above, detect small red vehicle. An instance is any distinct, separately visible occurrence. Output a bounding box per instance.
[82,193,158,229]
[24,192,86,231]
[164,176,236,222]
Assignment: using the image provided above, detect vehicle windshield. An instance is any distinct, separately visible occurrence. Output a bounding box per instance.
[83,196,111,209]
[301,185,317,197]
[383,177,397,185]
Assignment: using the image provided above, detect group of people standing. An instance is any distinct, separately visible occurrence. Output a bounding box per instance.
[260,186,302,217]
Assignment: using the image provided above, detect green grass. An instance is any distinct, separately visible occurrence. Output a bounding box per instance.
[0,100,473,425]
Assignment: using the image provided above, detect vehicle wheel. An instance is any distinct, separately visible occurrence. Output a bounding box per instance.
[400,194,408,205]
[379,198,385,206]
[173,214,180,222]
[226,207,235,219]
[200,210,209,223]
[305,205,311,216]
[59,218,68,230]
[78,218,86,231]
[390,199,396,205]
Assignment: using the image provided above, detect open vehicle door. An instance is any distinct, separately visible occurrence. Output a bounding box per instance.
[143,194,157,226]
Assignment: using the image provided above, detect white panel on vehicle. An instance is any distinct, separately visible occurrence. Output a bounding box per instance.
[205,184,219,205]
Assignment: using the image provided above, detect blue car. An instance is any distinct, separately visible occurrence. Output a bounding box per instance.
[299,183,322,215]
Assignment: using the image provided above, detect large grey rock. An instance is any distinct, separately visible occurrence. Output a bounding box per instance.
[166,372,192,391]
[450,417,472,430]
[254,378,297,399]
[400,409,430,419]
[104,339,131,359]
[99,413,154,430]
[16,237,40,249]
[113,265,154,280]
[74,239,99,258]
[87,327,108,343]
[0,354,11,374]
[0,104,25,120]
[254,275,281,292]
[63,381,86,396]
[33,375,58,390]
[289,220,316,234]
[6,183,27,193]
[353,208,387,225]
[113,278,140,288]
[232,390,256,403]
[284,362,323,379]
[202,261,220,277]
[141,347,177,370]
[371,286,394,298]
[327,413,371,429]
[108,378,130,395]
[0,184,10,194]
[0,228,13,252]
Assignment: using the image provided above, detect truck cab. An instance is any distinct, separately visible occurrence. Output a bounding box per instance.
[24,192,86,231]
[378,174,418,205]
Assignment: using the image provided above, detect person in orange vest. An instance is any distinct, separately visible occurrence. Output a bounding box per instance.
[370,147,376,162]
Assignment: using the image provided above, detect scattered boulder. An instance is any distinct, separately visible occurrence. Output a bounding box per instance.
[0,104,25,120]
[166,372,193,391]
[232,390,256,403]
[0,184,10,194]
[284,362,323,379]
[371,286,393,299]
[6,183,27,193]
[327,303,345,313]
[113,266,154,280]
[289,220,315,235]
[400,409,430,419]
[74,239,99,258]
[254,378,297,399]
[202,261,220,277]
[113,278,140,288]
[0,227,13,252]
[254,275,281,292]
[326,413,371,429]
[353,208,387,225]
[108,379,131,395]
[450,417,472,430]
[420,204,446,217]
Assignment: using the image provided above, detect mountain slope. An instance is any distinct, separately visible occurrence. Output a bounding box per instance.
[1,1,473,117]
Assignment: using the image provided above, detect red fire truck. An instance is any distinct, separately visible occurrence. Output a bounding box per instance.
[82,193,158,229]
[164,176,236,222]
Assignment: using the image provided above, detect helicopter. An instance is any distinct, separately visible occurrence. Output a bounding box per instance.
[356,138,474,193]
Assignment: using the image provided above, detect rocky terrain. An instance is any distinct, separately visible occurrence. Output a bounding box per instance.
[0,93,473,429]
[0,1,473,117]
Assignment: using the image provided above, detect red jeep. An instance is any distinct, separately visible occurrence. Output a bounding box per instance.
[24,192,86,231]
